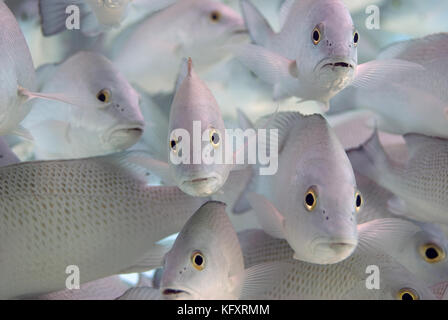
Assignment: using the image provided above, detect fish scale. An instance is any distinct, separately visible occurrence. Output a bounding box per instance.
[0,155,206,299]
[239,230,432,300]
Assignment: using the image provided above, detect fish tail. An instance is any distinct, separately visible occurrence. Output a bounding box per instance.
[347,128,391,184]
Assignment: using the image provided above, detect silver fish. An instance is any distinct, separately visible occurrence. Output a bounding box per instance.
[0,152,206,299]
[238,220,437,300]
[236,111,360,264]
[111,0,247,93]
[331,34,448,138]
[348,130,448,225]
[160,201,285,300]
[22,51,145,160]
[132,59,231,197]
[236,0,422,111]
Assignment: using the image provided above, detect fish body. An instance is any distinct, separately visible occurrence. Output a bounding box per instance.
[0,153,206,299]
[22,51,145,160]
[348,130,448,225]
[0,1,36,137]
[111,0,247,93]
[238,220,437,300]
[242,112,359,264]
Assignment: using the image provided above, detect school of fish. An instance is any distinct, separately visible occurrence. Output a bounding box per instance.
[0,0,447,301]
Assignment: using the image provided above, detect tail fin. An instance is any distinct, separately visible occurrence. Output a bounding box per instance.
[240,0,274,46]
[347,129,390,183]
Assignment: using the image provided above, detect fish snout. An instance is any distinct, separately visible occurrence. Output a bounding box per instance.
[311,236,358,264]
[106,122,144,149]
[179,173,222,197]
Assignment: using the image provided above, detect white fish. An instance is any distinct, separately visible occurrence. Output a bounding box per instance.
[111,0,248,93]
[130,59,232,197]
[238,220,437,300]
[348,130,448,225]
[22,51,145,160]
[0,152,207,299]
[236,111,360,264]
[160,201,285,300]
[331,34,448,138]
[36,276,130,300]
[0,1,51,139]
[236,0,422,111]
[0,137,20,166]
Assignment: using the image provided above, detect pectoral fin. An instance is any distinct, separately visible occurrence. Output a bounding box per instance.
[246,192,285,239]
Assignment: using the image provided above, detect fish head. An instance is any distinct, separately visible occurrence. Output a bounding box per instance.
[282,155,359,264]
[168,60,230,197]
[86,0,131,27]
[300,1,358,90]
[161,202,243,300]
[62,52,144,152]
[181,0,248,70]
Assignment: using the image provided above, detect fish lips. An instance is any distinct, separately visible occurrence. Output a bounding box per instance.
[179,175,221,197]
[310,237,358,264]
[161,287,193,300]
[107,123,144,149]
[316,57,356,72]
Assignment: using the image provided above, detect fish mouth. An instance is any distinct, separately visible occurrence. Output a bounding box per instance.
[162,288,191,300]
[311,237,358,264]
[322,62,354,69]
[107,123,144,148]
[316,58,356,72]
[180,176,220,196]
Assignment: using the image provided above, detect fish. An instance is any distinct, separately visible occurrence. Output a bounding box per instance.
[0,1,48,139]
[111,0,248,93]
[35,276,130,300]
[0,137,20,167]
[348,129,448,226]
[0,152,207,299]
[129,58,232,197]
[235,0,423,111]
[160,201,285,300]
[22,51,145,160]
[331,34,448,138]
[117,286,162,300]
[238,219,437,300]
[235,111,360,264]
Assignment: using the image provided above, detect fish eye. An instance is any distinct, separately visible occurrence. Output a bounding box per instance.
[96,89,111,103]
[191,251,205,271]
[312,27,321,45]
[304,187,317,211]
[355,192,363,212]
[209,128,220,148]
[209,10,221,22]
[419,243,445,263]
[353,31,359,46]
[396,288,419,300]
